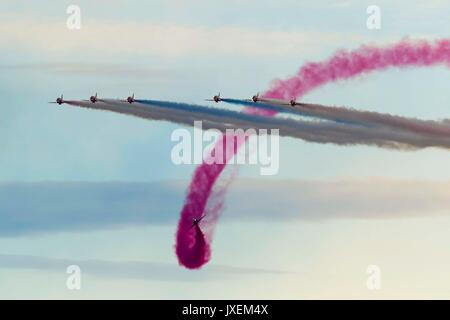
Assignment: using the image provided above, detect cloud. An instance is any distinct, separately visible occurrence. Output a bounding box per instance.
[227,179,450,221]
[0,181,182,236]
[0,14,365,57]
[1,179,449,237]
[0,254,287,282]
[0,63,188,79]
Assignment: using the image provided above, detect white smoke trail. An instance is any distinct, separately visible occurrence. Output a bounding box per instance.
[259,99,450,137]
[64,99,450,150]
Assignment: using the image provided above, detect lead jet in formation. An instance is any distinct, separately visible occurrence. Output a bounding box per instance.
[118,94,136,104]
[250,92,260,103]
[89,93,98,103]
[205,93,221,103]
[49,94,65,105]
[126,93,135,104]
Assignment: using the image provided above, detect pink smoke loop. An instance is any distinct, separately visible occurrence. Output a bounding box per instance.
[175,39,450,269]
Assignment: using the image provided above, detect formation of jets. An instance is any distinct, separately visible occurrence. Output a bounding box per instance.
[49,93,137,105]
[204,92,302,106]
[247,93,301,106]
[49,93,301,108]
[48,91,300,235]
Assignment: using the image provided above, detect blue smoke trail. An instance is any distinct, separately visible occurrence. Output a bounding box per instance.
[65,99,450,149]
[221,98,359,126]
[222,98,306,116]
[135,99,328,126]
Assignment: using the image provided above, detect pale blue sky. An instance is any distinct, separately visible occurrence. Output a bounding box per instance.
[1,0,450,299]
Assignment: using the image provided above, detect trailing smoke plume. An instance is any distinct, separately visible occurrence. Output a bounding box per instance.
[65,38,450,269]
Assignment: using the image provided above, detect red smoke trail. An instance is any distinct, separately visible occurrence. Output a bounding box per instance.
[175,134,245,269]
[175,38,450,269]
[264,39,450,100]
